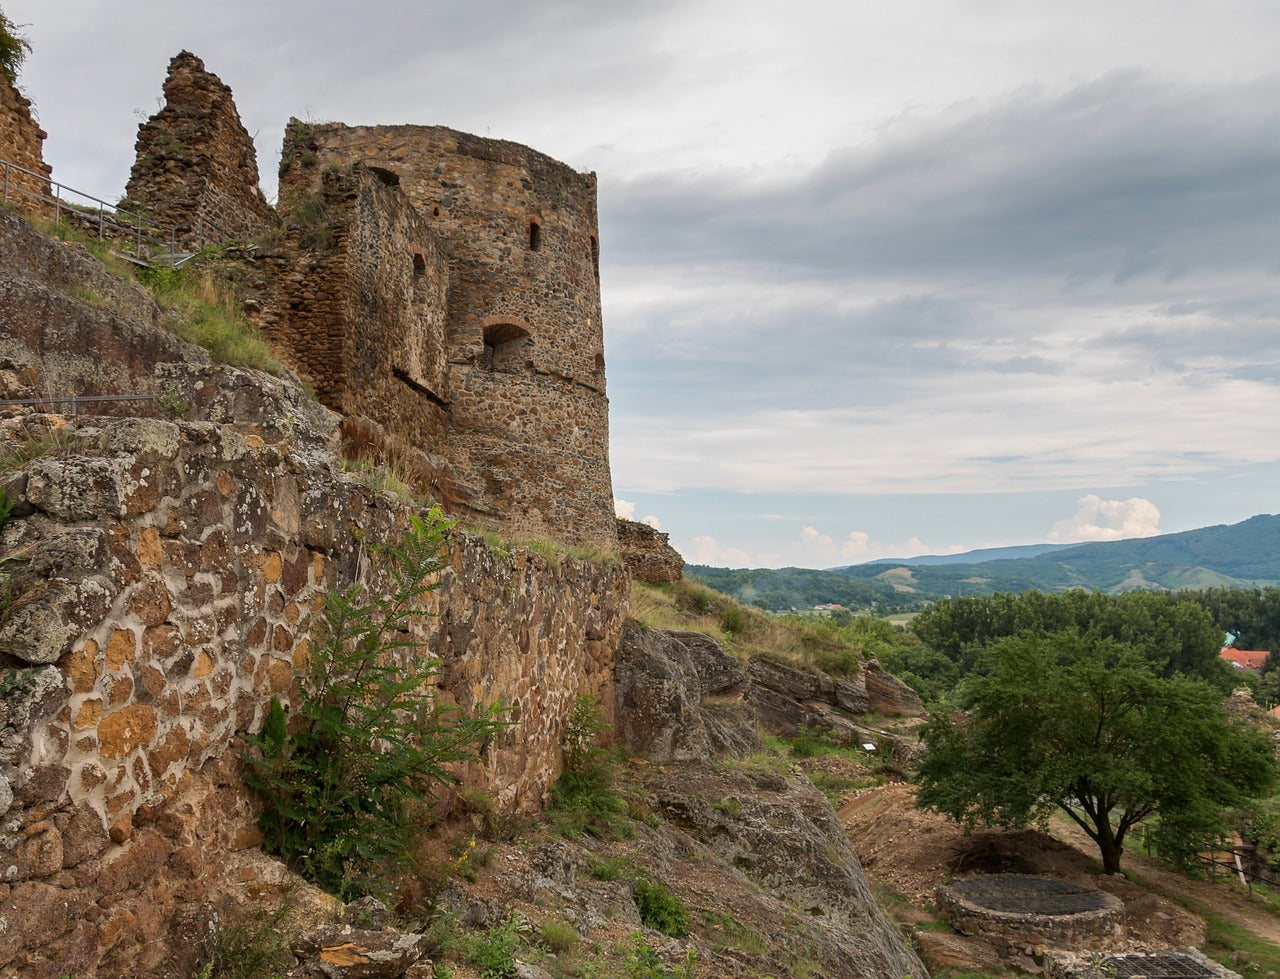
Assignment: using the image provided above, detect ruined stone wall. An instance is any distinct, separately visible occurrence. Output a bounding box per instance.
[280,122,616,550]
[0,70,51,216]
[936,877,1125,971]
[617,518,684,583]
[254,164,451,453]
[125,51,273,243]
[0,365,629,977]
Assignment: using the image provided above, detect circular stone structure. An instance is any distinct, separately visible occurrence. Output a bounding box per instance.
[937,875,1125,969]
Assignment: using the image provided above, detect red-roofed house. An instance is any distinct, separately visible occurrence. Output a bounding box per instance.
[1220,647,1272,672]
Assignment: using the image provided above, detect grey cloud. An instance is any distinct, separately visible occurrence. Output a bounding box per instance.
[604,71,1280,288]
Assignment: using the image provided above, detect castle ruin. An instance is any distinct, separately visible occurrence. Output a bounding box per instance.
[125,52,616,550]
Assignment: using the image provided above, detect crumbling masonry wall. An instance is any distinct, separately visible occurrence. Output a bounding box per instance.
[252,163,453,461]
[617,517,684,583]
[125,51,273,242]
[0,366,628,977]
[125,55,617,549]
[0,69,52,216]
[278,121,616,549]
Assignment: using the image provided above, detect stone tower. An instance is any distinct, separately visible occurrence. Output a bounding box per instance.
[279,123,615,548]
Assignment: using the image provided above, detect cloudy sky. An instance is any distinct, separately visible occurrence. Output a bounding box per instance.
[8,1,1280,567]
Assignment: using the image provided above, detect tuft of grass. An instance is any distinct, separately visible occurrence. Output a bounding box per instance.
[284,190,334,252]
[142,264,280,373]
[198,895,297,979]
[0,423,76,472]
[633,879,690,938]
[538,917,579,955]
[589,856,631,881]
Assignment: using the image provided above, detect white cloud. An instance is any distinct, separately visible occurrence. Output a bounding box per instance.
[679,535,752,567]
[616,498,662,529]
[1048,494,1162,543]
[794,526,935,566]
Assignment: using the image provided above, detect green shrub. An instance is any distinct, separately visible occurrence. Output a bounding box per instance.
[549,694,630,839]
[633,879,690,937]
[0,10,30,85]
[461,914,524,978]
[242,510,510,898]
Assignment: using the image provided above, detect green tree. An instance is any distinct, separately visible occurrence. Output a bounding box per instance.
[0,8,30,86]
[243,510,510,897]
[915,632,1274,873]
[911,589,1231,687]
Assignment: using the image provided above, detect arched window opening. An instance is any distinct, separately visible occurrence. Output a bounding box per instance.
[412,252,426,276]
[482,321,532,372]
[431,204,441,217]
[528,216,542,252]
[589,233,600,281]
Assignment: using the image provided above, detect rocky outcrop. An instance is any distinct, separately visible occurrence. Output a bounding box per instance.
[0,70,51,216]
[125,51,273,241]
[617,624,924,765]
[647,765,929,979]
[747,655,923,761]
[616,518,683,583]
[0,209,203,404]
[615,624,758,762]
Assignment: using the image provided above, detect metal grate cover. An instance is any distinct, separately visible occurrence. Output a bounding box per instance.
[1103,952,1218,978]
[951,875,1109,915]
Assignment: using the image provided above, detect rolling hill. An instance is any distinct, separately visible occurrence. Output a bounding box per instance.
[686,513,1280,611]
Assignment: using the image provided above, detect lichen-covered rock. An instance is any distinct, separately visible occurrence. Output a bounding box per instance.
[615,624,758,763]
[745,655,921,760]
[647,764,929,979]
[292,923,430,978]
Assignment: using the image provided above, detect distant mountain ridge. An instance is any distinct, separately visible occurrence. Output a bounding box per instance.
[847,541,1075,567]
[687,513,1280,612]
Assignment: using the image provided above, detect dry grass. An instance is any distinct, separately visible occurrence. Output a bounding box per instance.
[630,579,864,675]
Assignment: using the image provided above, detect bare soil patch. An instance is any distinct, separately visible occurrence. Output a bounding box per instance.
[839,782,1224,951]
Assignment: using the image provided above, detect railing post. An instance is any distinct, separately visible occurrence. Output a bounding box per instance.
[98,203,105,240]
[2,162,8,204]
[54,184,62,225]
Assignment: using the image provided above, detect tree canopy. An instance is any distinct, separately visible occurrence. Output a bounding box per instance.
[914,631,1275,873]
[911,589,1233,688]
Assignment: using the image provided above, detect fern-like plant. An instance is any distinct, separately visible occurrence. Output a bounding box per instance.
[243,508,510,898]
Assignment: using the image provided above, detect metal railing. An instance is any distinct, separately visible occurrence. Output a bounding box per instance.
[1,156,236,264]
[0,394,157,417]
